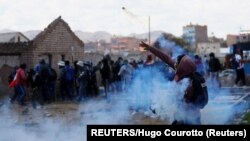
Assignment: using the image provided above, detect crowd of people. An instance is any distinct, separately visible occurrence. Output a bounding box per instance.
[8,55,137,108]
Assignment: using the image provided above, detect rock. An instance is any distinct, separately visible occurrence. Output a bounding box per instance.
[22,108,29,115]
[45,113,53,117]
[131,111,137,116]
[24,122,39,127]
[149,106,156,115]
[44,111,53,117]
[242,120,248,124]
[234,118,241,123]
[150,115,158,119]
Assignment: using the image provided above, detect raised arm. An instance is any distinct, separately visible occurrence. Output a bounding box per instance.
[139,41,176,69]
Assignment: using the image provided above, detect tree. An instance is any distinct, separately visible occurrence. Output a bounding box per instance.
[153,32,193,52]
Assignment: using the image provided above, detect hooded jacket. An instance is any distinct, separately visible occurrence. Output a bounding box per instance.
[15,68,27,85]
[146,46,197,103]
[143,44,205,125]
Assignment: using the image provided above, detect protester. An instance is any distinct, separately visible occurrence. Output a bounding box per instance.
[194,55,205,76]
[118,60,134,92]
[208,52,221,86]
[234,48,246,87]
[76,61,89,102]
[100,54,113,97]
[64,60,75,100]
[139,41,208,125]
[58,61,67,101]
[8,66,18,103]
[14,63,28,106]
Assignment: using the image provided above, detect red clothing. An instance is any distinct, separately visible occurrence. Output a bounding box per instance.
[15,68,27,85]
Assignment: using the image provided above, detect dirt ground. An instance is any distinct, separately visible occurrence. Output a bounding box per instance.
[0,99,168,129]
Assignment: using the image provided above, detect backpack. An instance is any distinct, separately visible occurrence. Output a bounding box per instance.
[49,68,57,81]
[8,72,16,84]
[38,64,50,83]
[189,72,208,109]
[64,66,74,81]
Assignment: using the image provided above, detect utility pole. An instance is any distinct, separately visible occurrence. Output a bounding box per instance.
[71,46,74,63]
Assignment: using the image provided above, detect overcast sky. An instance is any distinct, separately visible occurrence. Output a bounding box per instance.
[0,0,249,39]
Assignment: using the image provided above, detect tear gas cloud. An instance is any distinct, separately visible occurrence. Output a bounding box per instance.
[151,34,248,124]
[156,34,187,59]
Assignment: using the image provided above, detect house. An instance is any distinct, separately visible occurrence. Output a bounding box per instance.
[110,37,141,52]
[196,42,221,57]
[0,16,84,85]
[0,32,30,43]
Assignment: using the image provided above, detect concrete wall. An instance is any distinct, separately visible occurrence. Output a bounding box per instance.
[197,42,221,56]
[0,56,20,68]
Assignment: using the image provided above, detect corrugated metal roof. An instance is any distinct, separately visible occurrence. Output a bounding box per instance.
[0,32,29,42]
[0,41,33,55]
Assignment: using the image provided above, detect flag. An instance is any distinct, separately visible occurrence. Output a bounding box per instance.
[9,73,17,88]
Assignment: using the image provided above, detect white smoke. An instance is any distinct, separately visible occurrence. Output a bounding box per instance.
[0,103,85,141]
[127,66,190,122]
[130,63,248,125]
[156,34,187,59]
[201,87,249,124]
[79,98,131,125]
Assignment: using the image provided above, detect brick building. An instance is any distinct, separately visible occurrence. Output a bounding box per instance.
[110,37,141,53]
[0,16,84,85]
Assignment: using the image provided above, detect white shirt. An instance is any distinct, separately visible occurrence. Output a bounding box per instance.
[235,54,244,69]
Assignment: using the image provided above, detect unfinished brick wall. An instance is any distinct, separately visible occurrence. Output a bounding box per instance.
[21,21,84,71]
